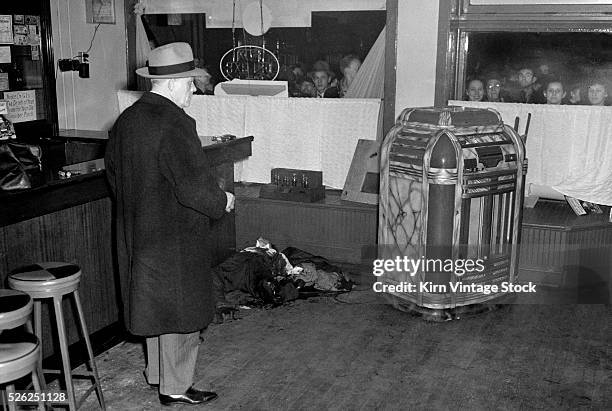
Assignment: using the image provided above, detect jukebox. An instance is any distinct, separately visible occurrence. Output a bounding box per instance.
[378,106,527,317]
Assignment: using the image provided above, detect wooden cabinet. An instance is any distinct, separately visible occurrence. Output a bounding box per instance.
[0,180,116,360]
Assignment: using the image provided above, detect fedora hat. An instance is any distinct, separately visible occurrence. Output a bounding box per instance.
[136,42,207,79]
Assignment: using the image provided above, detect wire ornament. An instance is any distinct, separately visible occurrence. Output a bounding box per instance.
[220,0,278,81]
[220,45,280,81]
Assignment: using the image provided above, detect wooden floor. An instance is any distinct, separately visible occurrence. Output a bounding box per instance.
[64,266,612,411]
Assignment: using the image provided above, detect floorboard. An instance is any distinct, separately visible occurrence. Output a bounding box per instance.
[62,271,611,411]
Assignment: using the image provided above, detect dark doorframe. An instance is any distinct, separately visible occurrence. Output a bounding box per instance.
[382,0,398,137]
[435,0,454,107]
[124,0,138,89]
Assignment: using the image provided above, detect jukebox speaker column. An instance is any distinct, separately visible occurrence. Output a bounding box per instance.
[425,134,458,292]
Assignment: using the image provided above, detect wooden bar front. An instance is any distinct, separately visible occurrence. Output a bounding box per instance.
[0,134,252,362]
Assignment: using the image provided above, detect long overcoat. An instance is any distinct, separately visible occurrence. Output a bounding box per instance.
[105,92,227,336]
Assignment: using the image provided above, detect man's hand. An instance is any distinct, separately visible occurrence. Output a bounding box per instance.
[225,191,235,213]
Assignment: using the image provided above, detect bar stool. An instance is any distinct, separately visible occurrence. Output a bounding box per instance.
[8,262,106,410]
[0,289,45,411]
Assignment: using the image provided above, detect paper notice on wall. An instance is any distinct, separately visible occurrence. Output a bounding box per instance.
[13,25,28,35]
[0,15,13,44]
[31,45,39,60]
[27,25,39,45]
[4,90,36,123]
[0,73,9,91]
[0,46,10,63]
[0,100,8,115]
[13,34,27,45]
[25,16,39,25]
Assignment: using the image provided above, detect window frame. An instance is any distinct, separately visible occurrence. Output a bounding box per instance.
[435,0,612,105]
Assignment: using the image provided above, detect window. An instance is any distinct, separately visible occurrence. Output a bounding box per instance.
[462,32,612,104]
[436,0,612,105]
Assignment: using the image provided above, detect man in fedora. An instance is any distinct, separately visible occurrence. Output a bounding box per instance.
[105,42,234,406]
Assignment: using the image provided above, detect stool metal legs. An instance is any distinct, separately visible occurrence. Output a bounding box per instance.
[53,296,77,411]
[31,368,45,411]
[30,292,106,411]
[5,384,17,411]
[73,290,106,410]
[29,301,47,392]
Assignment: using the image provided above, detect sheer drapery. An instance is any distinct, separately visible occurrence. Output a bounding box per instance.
[134,2,151,91]
[118,91,381,189]
[451,100,612,205]
[344,26,385,99]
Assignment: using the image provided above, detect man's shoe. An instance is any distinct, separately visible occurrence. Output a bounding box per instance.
[159,387,218,406]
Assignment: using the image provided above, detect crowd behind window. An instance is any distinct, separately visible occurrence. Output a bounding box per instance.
[464,62,609,106]
[278,55,362,98]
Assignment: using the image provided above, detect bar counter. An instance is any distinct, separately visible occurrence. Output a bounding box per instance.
[0,132,116,363]
[0,170,108,227]
[0,133,253,363]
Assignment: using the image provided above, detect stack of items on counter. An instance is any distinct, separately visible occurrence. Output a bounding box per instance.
[213,238,353,318]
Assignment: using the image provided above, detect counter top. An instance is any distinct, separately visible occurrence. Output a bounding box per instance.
[1,135,254,227]
[57,129,109,140]
[0,171,108,227]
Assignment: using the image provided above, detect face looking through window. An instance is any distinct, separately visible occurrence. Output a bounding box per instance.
[466,80,484,101]
[486,79,502,101]
[588,83,608,106]
[312,71,331,93]
[544,82,566,104]
[518,69,536,88]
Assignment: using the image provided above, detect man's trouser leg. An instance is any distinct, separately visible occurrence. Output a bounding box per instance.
[145,331,201,395]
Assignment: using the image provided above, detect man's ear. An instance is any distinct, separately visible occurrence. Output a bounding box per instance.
[167,78,176,92]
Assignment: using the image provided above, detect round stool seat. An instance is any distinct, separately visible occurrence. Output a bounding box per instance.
[0,289,32,329]
[9,262,81,298]
[0,329,40,384]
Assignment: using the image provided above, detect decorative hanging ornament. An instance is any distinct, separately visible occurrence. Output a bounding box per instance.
[242,1,272,36]
[220,45,279,81]
[220,0,279,81]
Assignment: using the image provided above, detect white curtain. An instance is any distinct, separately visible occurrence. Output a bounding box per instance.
[451,100,612,205]
[134,2,152,90]
[118,91,381,189]
[344,26,385,99]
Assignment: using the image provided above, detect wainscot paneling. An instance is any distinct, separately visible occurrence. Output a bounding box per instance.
[1,198,118,359]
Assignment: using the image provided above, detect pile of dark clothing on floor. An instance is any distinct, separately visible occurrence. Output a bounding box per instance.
[213,239,353,315]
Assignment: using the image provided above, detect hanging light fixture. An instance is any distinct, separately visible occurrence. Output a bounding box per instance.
[242,1,272,36]
[220,0,279,81]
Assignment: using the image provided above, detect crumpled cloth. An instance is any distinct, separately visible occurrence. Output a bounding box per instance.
[291,262,345,291]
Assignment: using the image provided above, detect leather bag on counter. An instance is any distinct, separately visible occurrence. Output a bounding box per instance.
[0,142,42,191]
